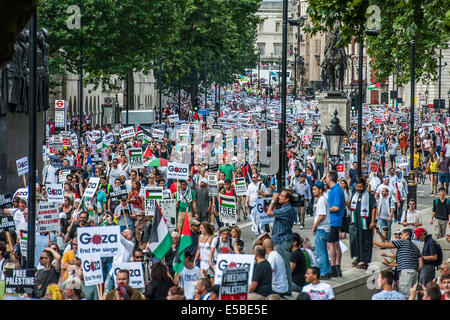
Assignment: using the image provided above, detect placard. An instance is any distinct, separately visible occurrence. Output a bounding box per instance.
[19,229,27,256]
[220,267,249,300]
[58,169,71,183]
[167,162,189,180]
[168,114,179,123]
[219,194,237,225]
[234,178,247,196]
[0,216,16,233]
[5,269,36,294]
[120,126,135,140]
[83,177,100,199]
[111,262,145,289]
[81,255,104,286]
[157,199,177,230]
[0,193,13,209]
[13,188,28,200]
[37,202,60,233]
[145,187,163,216]
[368,153,381,173]
[311,134,322,148]
[77,225,121,257]
[128,147,143,169]
[214,254,255,286]
[208,173,219,196]
[103,132,114,146]
[16,156,29,176]
[255,198,274,225]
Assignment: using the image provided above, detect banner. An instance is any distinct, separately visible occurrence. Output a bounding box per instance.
[103,132,114,145]
[214,254,255,286]
[219,194,237,225]
[168,114,179,123]
[220,267,249,300]
[58,169,71,184]
[111,262,145,289]
[234,178,247,196]
[19,230,27,256]
[152,128,165,141]
[120,126,135,140]
[0,193,13,209]
[83,177,100,199]
[157,199,177,230]
[5,269,36,294]
[368,154,381,173]
[0,216,16,233]
[167,162,189,180]
[128,147,143,169]
[37,203,60,233]
[255,198,274,225]
[81,254,104,286]
[13,188,28,200]
[16,156,29,176]
[77,225,121,257]
[208,173,219,196]
[144,187,163,216]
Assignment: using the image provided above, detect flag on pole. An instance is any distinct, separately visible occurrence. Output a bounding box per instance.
[368,83,380,90]
[140,127,152,144]
[173,209,192,274]
[143,145,155,159]
[148,202,173,259]
[135,126,143,139]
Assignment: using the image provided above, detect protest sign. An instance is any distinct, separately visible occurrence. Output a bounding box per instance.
[103,132,114,145]
[168,114,179,123]
[37,203,60,233]
[58,169,71,183]
[157,199,177,230]
[219,194,237,225]
[120,126,135,139]
[145,187,163,216]
[0,216,16,233]
[208,173,219,196]
[81,254,104,286]
[77,225,121,257]
[49,155,63,168]
[152,128,165,141]
[167,162,189,180]
[311,134,322,148]
[82,177,100,199]
[128,147,143,169]
[5,269,36,294]
[16,157,29,176]
[19,230,27,256]
[368,153,381,173]
[111,262,145,289]
[343,145,352,163]
[214,254,255,286]
[13,188,28,200]
[0,193,13,209]
[234,178,247,196]
[255,198,274,225]
[220,267,249,300]
[109,187,128,202]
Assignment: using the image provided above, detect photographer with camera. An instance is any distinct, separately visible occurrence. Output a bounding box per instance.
[266,189,297,296]
[293,173,311,229]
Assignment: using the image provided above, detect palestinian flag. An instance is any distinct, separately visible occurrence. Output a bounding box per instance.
[143,145,155,159]
[192,112,200,123]
[135,125,143,139]
[173,209,192,274]
[148,203,172,259]
[141,127,152,144]
[368,83,380,90]
[95,137,106,153]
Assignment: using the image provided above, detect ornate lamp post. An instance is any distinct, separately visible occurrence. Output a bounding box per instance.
[323,110,347,170]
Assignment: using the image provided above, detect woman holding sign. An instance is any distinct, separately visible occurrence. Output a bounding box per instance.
[127,181,144,212]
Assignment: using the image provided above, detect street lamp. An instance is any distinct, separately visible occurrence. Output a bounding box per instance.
[425,89,429,105]
[323,110,347,170]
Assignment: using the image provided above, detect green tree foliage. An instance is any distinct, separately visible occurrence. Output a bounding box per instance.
[305,0,450,86]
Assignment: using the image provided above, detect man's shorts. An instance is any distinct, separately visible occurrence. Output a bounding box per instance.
[439,173,449,184]
[327,226,340,243]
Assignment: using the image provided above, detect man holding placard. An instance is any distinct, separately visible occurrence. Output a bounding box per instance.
[176,180,197,232]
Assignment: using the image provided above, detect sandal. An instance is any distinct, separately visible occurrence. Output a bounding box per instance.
[356,263,369,270]
[352,259,359,267]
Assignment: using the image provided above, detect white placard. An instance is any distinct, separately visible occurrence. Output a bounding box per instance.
[16,157,29,176]
[214,254,255,286]
[46,183,64,203]
[37,202,60,233]
[234,178,247,196]
[157,199,177,230]
[77,225,121,257]
[255,198,275,225]
[103,132,114,145]
[83,177,100,199]
[111,262,145,289]
[81,255,104,286]
[166,162,189,180]
[13,188,28,200]
[120,126,135,140]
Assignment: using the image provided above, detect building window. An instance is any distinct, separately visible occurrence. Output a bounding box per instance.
[274,43,282,56]
[276,22,281,33]
[289,44,294,54]
[257,43,265,56]
[259,21,264,32]
[289,24,294,33]
[315,39,321,55]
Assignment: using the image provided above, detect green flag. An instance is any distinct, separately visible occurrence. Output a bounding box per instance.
[173,209,192,274]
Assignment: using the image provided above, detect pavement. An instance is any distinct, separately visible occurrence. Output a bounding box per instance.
[236,178,441,289]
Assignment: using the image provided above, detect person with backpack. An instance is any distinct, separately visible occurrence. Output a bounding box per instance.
[430,187,450,239]
[414,228,443,286]
[208,227,240,277]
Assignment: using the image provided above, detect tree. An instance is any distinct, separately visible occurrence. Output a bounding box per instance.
[304,0,450,86]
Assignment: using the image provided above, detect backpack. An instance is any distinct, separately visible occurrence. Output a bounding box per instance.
[434,243,443,267]
[215,236,234,253]
[433,198,450,220]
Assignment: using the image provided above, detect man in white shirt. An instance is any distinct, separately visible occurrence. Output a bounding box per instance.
[112,229,136,264]
[401,199,422,228]
[107,158,124,186]
[377,187,395,240]
[302,266,335,300]
[119,153,130,179]
[311,180,331,278]
[263,238,288,296]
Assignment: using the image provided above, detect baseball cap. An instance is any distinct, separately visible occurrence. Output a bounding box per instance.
[314,180,325,190]
[190,219,201,227]
[414,227,425,238]
[300,173,307,177]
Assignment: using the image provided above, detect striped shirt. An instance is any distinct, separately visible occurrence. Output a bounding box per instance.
[391,239,421,271]
[272,203,296,245]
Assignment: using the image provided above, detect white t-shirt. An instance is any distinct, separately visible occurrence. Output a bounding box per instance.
[112,236,135,264]
[108,166,125,186]
[445,143,450,158]
[211,236,234,261]
[45,164,58,184]
[178,266,201,300]
[314,195,330,232]
[246,182,268,207]
[401,209,422,225]
[376,183,396,202]
[267,251,288,294]
[302,282,335,300]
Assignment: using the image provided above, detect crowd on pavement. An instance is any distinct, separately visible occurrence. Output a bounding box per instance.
[0,83,449,301]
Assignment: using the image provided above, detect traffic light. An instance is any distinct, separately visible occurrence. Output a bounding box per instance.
[193,104,198,112]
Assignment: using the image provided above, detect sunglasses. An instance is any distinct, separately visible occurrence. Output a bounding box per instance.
[134,255,143,259]
[39,256,48,260]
